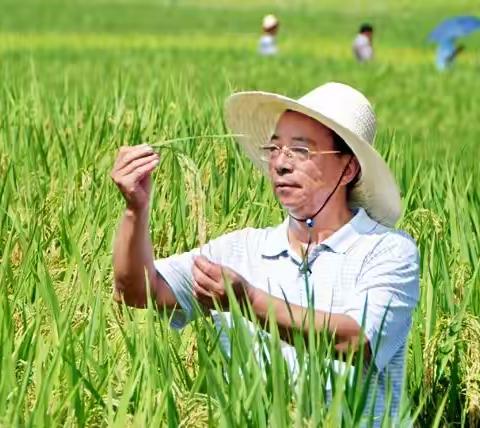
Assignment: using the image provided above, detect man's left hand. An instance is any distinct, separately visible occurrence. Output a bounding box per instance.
[192,255,250,309]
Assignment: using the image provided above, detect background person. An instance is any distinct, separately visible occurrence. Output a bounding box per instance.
[353,23,374,62]
[258,14,279,56]
[436,40,465,70]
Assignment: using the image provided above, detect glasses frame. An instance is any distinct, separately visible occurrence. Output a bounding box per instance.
[259,143,341,163]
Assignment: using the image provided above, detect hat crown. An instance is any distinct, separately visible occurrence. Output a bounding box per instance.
[298,82,376,145]
[262,14,278,29]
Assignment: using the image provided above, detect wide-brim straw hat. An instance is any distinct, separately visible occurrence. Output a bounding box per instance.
[262,14,279,30]
[224,82,401,227]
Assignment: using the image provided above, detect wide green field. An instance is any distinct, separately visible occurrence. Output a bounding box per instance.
[1,0,480,426]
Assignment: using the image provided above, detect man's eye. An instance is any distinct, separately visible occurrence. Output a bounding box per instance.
[261,145,278,152]
[290,147,309,155]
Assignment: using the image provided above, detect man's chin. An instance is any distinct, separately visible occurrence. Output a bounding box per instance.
[278,199,304,216]
[276,187,302,201]
[278,197,318,219]
[277,195,298,208]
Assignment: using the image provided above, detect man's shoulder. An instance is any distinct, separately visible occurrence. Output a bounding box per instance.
[363,221,419,263]
[210,224,281,251]
[200,224,279,265]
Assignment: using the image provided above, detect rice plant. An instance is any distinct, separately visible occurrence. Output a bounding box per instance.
[0,0,479,426]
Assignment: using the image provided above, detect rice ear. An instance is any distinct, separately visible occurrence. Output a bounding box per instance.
[423,313,480,425]
[176,153,207,247]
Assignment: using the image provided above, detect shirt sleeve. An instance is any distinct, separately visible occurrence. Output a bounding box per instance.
[153,230,245,329]
[154,247,200,329]
[343,232,420,372]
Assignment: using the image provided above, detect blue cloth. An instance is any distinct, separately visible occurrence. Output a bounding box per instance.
[154,208,420,425]
[436,40,456,70]
[429,16,480,44]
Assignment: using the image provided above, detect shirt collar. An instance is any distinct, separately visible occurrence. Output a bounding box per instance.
[261,218,290,257]
[321,208,378,254]
[261,208,379,257]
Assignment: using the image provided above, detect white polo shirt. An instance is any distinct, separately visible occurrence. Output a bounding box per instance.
[154,208,420,424]
[353,33,373,62]
[258,34,278,56]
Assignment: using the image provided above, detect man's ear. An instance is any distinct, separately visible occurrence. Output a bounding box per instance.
[343,156,361,186]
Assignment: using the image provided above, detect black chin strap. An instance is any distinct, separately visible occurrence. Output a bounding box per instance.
[293,156,353,275]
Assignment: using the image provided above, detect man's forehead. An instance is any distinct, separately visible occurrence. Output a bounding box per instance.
[274,110,333,136]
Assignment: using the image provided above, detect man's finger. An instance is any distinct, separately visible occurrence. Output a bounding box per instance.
[117,153,159,176]
[114,145,154,172]
[115,145,154,171]
[114,144,149,165]
[193,255,222,282]
[193,281,217,308]
[192,263,224,295]
[117,158,159,189]
[193,281,215,298]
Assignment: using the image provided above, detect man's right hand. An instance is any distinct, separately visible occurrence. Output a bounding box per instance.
[110,144,160,213]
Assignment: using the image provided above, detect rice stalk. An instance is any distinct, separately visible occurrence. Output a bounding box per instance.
[149,133,243,150]
[400,208,445,242]
[423,313,480,426]
[176,153,207,247]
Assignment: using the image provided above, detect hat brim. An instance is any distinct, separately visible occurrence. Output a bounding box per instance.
[224,91,402,227]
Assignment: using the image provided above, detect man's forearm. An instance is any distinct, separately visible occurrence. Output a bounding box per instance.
[112,208,156,306]
[246,287,367,354]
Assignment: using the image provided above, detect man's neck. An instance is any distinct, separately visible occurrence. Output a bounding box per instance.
[287,204,354,257]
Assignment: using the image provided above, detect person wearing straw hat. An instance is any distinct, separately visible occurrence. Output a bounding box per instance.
[258,14,279,56]
[111,82,419,424]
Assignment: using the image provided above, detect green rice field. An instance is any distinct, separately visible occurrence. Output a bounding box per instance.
[1,0,480,426]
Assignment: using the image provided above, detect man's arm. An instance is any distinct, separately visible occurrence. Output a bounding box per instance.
[191,256,369,357]
[192,230,419,371]
[112,207,176,308]
[246,286,369,356]
[111,145,177,309]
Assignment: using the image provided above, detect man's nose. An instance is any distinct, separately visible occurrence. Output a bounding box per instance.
[274,151,294,175]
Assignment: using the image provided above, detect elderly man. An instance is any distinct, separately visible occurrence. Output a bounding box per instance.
[111,82,419,424]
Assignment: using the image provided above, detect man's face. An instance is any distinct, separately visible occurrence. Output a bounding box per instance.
[266,110,354,219]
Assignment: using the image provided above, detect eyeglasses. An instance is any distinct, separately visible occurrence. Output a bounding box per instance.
[259,144,340,163]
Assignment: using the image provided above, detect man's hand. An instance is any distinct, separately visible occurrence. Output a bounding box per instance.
[192,256,251,309]
[110,144,160,213]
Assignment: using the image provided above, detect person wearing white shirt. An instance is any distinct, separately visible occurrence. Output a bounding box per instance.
[111,82,419,426]
[258,14,279,56]
[353,23,374,62]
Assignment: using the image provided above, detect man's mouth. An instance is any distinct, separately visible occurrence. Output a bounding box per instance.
[275,182,302,189]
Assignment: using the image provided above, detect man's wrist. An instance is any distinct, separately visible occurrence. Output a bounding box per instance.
[245,284,259,308]
[124,205,149,220]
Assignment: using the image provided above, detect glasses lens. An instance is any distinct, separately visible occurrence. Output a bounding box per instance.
[289,146,310,162]
[259,145,278,162]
